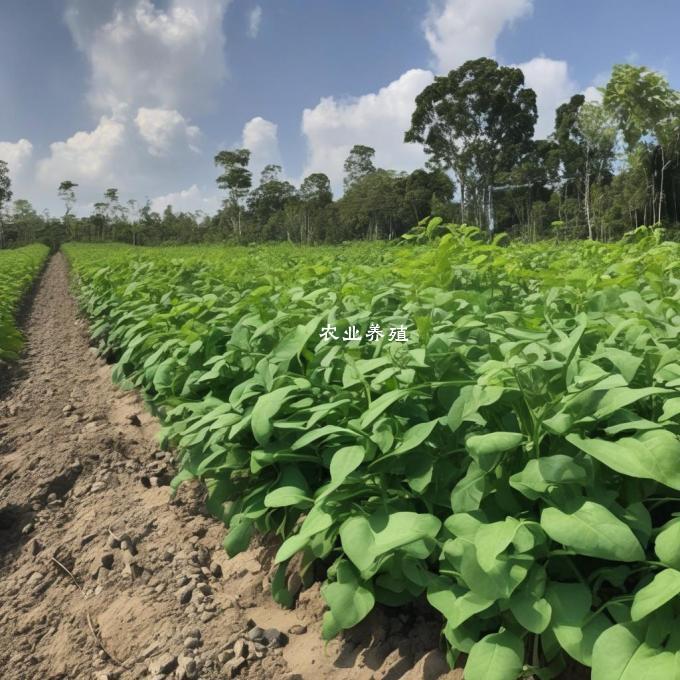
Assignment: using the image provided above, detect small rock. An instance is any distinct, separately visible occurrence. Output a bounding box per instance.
[90,482,107,493]
[148,652,177,675]
[100,553,115,570]
[246,627,265,642]
[209,561,222,578]
[107,534,121,549]
[217,650,234,664]
[196,583,212,596]
[182,625,201,639]
[21,523,34,536]
[27,572,43,587]
[119,534,137,556]
[184,637,201,650]
[288,624,307,635]
[224,657,246,678]
[137,641,162,662]
[200,612,215,623]
[154,583,166,595]
[177,655,198,680]
[47,492,58,503]
[263,628,288,648]
[178,584,194,605]
[30,539,43,556]
[232,639,248,659]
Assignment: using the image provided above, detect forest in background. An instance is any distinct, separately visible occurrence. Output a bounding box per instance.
[1,59,679,248]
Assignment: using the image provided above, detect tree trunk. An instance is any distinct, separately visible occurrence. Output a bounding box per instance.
[584,155,593,240]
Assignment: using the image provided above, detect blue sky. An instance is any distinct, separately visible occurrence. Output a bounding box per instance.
[0,0,678,215]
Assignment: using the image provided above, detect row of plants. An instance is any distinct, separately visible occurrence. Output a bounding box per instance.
[63,225,680,679]
[0,244,49,361]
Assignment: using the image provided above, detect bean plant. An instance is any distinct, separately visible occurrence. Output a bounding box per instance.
[64,225,680,679]
[0,243,49,361]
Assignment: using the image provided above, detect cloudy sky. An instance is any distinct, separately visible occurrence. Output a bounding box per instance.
[0,0,677,215]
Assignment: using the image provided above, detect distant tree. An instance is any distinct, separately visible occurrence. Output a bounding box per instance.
[247,164,296,238]
[405,57,537,227]
[575,102,618,239]
[0,160,13,248]
[339,169,404,239]
[58,180,78,240]
[400,168,454,224]
[58,180,77,215]
[298,173,333,242]
[603,64,680,223]
[343,145,376,191]
[214,149,252,237]
[300,173,333,206]
[10,199,42,245]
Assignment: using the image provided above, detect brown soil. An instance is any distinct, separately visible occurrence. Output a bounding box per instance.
[0,254,462,680]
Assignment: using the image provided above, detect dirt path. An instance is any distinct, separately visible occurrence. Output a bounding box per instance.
[0,254,454,680]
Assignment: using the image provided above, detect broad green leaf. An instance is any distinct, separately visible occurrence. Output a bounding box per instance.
[546,581,611,665]
[390,419,438,456]
[329,445,365,485]
[321,561,374,638]
[474,518,521,572]
[567,430,680,491]
[340,511,441,575]
[451,461,486,513]
[631,569,680,621]
[592,622,680,680]
[541,499,644,562]
[464,630,524,680]
[251,386,298,445]
[655,519,680,569]
[509,455,588,499]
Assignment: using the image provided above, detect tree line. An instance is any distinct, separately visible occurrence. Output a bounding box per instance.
[1,60,679,248]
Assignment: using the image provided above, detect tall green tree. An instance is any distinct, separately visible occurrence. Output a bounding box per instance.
[215,149,252,237]
[58,180,78,240]
[343,145,376,191]
[603,64,680,223]
[405,57,537,227]
[247,164,296,236]
[575,102,618,239]
[299,173,333,242]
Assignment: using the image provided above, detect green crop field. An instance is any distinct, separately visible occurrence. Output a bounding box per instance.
[63,226,680,679]
[0,244,49,361]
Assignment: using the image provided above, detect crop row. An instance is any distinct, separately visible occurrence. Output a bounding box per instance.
[0,244,49,362]
[63,226,680,680]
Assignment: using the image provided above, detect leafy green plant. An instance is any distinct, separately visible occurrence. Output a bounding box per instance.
[64,226,680,679]
[0,244,49,361]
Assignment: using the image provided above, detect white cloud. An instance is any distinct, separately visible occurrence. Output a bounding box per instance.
[34,110,209,211]
[135,107,201,156]
[36,116,126,190]
[242,116,282,181]
[423,0,533,73]
[516,57,578,138]
[248,5,262,38]
[64,0,230,114]
[151,184,219,213]
[301,69,434,192]
[583,86,603,103]
[0,139,33,177]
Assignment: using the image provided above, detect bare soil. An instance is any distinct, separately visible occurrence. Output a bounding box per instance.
[0,254,461,680]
